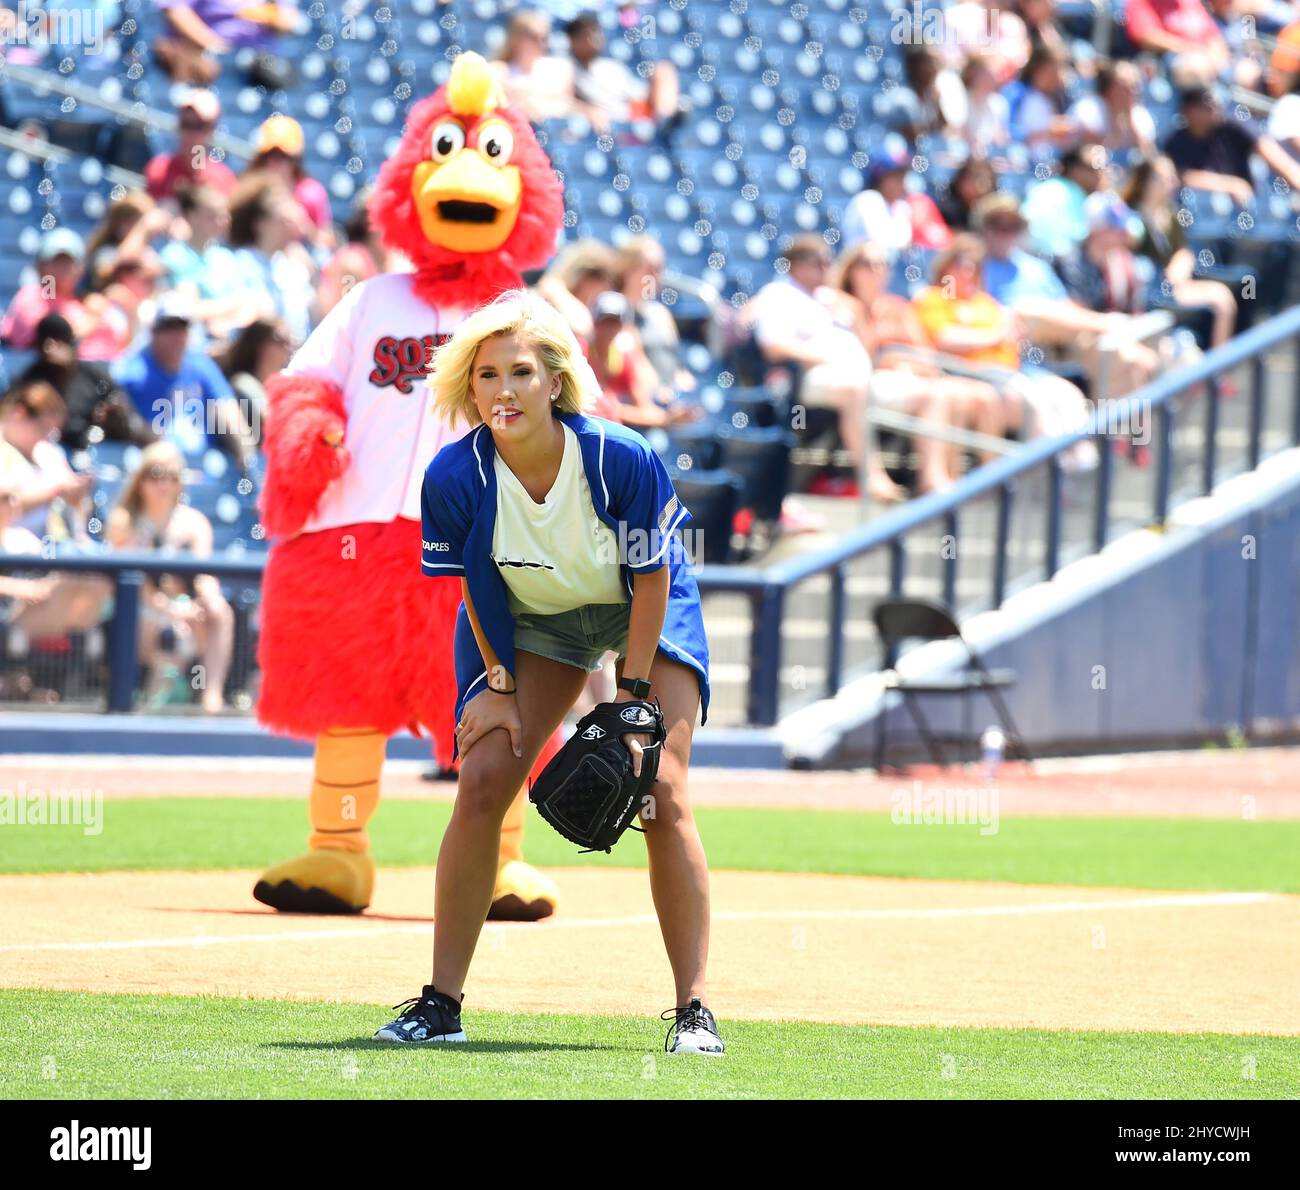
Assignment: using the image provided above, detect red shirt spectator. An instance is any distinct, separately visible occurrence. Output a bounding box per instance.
[144,87,238,202]
[0,229,121,361]
[1125,0,1226,54]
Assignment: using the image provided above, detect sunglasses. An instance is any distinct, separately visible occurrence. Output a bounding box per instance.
[146,467,182,482]
[180,115,214,131]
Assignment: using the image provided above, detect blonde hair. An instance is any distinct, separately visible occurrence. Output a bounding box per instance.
[430,289,601,427]
[117,440,186,520]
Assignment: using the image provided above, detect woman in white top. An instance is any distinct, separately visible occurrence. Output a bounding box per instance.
[107,441,234,713]
[376,291,723,1055]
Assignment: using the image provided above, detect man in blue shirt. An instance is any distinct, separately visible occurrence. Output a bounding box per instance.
[113,298,251,466]
[975,194,1158,401]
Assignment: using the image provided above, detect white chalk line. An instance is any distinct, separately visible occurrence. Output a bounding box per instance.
[0,891,1282,954]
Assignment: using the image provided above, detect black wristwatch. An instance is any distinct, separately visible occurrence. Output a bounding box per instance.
[618,675,652,699]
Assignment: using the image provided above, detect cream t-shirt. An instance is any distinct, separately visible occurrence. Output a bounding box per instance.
[491,423,627,616]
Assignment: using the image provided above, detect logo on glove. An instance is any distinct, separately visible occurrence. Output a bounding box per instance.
[580,724,607,740]
[619,706,655,728]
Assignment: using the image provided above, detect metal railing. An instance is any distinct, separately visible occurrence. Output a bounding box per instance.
[3,309,1300,723]
[692,303,1300,725]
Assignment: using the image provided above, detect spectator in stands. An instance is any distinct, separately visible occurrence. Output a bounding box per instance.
[491,9,576,123]
[913,236,1096,468]
[1122,156,1238,348]
[227,176,317,343]
[244,115,333,242]
[0,473,110,650]
[614,235,694,398]
[834,240,1022,470]
[143,87,237,202]
[107,440,234,714]
[1164,85,1300,206]
[1014,0,1070,57]
[960,55,1011,155]
[883,46,968,142]
[748,235,910,502]
[1058,193,1149,316]
[535,239,618,341]
[1068,62,1157,157]
[941,0,1030,85]
[564,10,681,131]
[160,183,253,341]
[0,381,92,539]
[1022,143,1106,261]
[1010,45,1075,151]
[1267,69,1300,159]
[1124,0,1230,86]
[153,0,297,87]
[1206,0,1265,91]
[214,317,292,445]
[319,188,396,317]
[0,229,123,362]
[938,158,999,232]
[83,193,176,289]
[113,297,253,468]
[841,152,952,257]
[976,193,1158,401]
[14,314,154,451]
[83,249,166,359]
[585,291,698,429]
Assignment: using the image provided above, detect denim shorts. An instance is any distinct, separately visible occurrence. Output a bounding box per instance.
[512,602,630,673]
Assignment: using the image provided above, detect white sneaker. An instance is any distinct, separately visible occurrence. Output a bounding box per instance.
[663,998,725,1055]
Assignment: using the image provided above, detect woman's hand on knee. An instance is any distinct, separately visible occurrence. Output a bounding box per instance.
[457,690,523,759]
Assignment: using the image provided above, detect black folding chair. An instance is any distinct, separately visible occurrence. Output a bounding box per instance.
[872,598,1031,772]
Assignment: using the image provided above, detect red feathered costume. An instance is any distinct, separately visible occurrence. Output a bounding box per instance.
[252,53,565,918]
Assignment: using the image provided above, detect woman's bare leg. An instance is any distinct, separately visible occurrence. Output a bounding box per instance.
[430,650,589,1001]
[194,592,234,713]
[618,654,710,1006]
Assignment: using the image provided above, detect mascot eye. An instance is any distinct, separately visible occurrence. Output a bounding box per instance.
[477,124,514,167]
[430,122,465,162]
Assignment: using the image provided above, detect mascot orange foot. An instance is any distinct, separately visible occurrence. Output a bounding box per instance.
[253,726,563,920]
[251,52,566,922]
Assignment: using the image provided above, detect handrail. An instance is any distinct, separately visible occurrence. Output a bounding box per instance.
[5,307,1300,723]
[0,124,146,189]
[0,60,258,161]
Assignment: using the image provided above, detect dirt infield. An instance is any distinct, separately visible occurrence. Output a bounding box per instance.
[10,747,1300,817]
[2,867,1296,1035]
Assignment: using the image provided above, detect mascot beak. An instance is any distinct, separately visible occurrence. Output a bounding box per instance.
[410,149,523,254]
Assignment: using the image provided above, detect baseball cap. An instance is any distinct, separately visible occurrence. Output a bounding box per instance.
[1085,191,1136,236]
[35,312,75,345]
[971,192,1026,231]
[257,113,305,157]
[150,293,193,329]
[177,87,221,125]
[592,290,630,323]
[39,227,85,261]
[1179,84,1217,110]
[869,149,909,186]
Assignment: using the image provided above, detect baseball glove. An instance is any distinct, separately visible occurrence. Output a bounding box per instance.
[528,699,666,853]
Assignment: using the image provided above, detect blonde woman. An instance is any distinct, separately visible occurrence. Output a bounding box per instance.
[107,441,234,713]
[375,291,723,1055]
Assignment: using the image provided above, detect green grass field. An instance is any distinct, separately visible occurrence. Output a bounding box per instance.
[0,991,1294,1100]
[4,796,1299,892]
[3,795,1297,1099]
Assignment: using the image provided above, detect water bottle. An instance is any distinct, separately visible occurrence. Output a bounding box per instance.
[980,726,1005,783]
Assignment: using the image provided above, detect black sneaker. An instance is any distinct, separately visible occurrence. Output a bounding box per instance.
[373,985,467,1043]
[662,997,725,1056]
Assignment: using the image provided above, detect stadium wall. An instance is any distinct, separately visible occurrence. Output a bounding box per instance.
[788,449,1300,767]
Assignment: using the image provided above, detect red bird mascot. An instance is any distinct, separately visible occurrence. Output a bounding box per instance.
[253,52,564,920]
